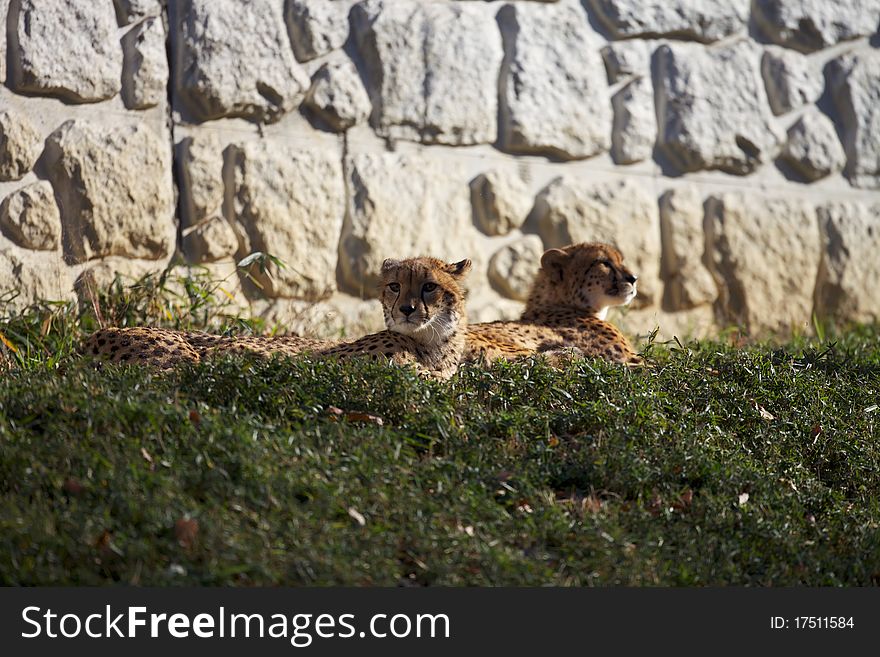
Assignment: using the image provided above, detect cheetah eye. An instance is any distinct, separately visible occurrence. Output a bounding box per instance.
[422,282,438,293]
[388,282,400,293]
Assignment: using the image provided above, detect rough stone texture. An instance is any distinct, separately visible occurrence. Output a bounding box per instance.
[12,0,122,102]
[611,75,656,164]
[704,193,821,334]
[75,257,170,299]
[829,52,880,189]
[305,58,371,131]
[656,42,784,174]
[340,151,474,294]
[175,0,310,123]
[0,0,8,83]
[232,141,345,300]
[0,108,41,182]
[470,169,532,236]
[44,120,175,263]
[601,40,651,83]
[114,0,164,24]
[0,181,62,251]
[182,216,240,264]
[488,235,544,301]
[754,0,880,52]
[815,201,880,324]
[0,249,74,312]
[178,132,226,226]
[353,0,503,145]
[658,186,716,311]
[781,110,846,182]
[590,0,749,42]
[286,0,353,62]
[122,16,169,110]
[761,47,823,116]
[498,2,611,159]
[534,176,661,308]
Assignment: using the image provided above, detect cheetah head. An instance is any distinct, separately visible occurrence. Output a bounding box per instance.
[526,242,638,319]
[380,256,472,345]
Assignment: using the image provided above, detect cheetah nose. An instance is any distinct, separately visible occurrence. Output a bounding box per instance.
[624,273,638,284]
[399,304,416,317]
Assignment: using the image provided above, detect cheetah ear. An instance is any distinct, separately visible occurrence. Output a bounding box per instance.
[446,259,472,279]
[541,248,569,283]
[381,258,400,273]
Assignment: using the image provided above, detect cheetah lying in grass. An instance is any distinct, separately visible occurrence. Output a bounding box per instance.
[465,242,642,365]
[82,257,472,380]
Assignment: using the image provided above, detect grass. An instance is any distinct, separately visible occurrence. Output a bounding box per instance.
[0,270,879,586]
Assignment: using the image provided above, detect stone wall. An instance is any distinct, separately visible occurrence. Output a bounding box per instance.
[1,0,879,339]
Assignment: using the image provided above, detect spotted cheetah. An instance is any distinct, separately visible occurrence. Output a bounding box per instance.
[82,257,472,380]
[465,242,641,365]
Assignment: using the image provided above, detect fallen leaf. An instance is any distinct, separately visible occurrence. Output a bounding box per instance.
[582,494,603,514]
[757,405,775,421]
[344,411,384,426]
[347,507,366,526]
[0,330,17,354]
[673,488,693,510]
[547,435,560,448]
[62,478,85,496]
[174,518,199,550]
[140,447,153,464]
[738,492,750,506]
[325,406,344,421]
[189,409,201,427]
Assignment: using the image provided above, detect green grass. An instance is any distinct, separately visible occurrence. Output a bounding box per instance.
[1,272,879,585]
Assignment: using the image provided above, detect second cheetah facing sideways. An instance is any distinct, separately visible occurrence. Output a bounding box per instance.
[465,242,642,366]
[83,257,472,380]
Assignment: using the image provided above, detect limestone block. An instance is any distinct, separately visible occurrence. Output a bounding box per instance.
[601,40,651,83]
[0,0,8,83]
[488,235,544,301]
[590,0,749,42]
[829,52,880,189]
[704,193,820,334]
[761,47,823,116]
[253,296,386,340]
[656,42,784,174]
[470,169,532,236]
[12,0,122,102]
[305,58,371,131]
[781,110,846,182]
[44,120,175,263]
[753,0,880,52]
[814,201,880,324]
[232,141,345,301]
[611,76,656,164]
[122,16,169,110]
[176,0,310,123]
[182,216,240,264]
[340,151,475,294]
[615,305,717,342]
[658,186,716,310]
[352,0,502,145]
[286,0,354,62]
[75,257,171,298]
[0,249,74,311]
[534,176,661,308]
[498,2,610,159]
[114,0,164,24]
[178,132,226,225]
[468,297,524,325]
[0,181,62,251]
[0,108,41,182]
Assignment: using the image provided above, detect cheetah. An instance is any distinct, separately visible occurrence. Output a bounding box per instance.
[82,257,472,380]
[465,242,641,365]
